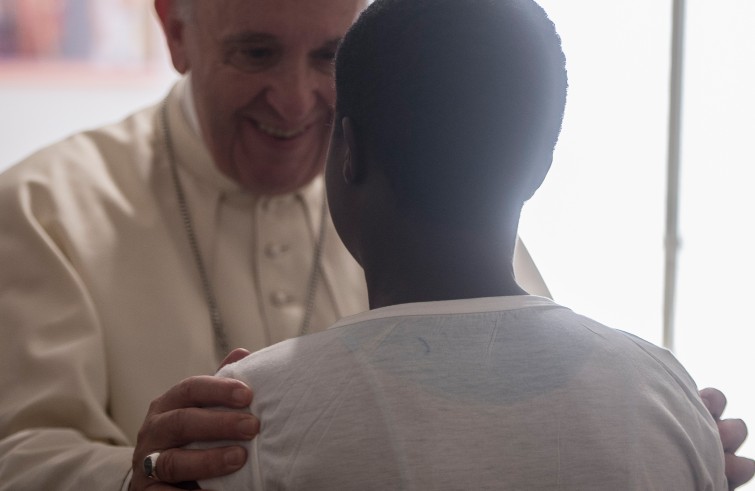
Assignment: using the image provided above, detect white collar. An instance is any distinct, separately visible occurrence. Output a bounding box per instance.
[330,295,561,329]
[179,75,202,138]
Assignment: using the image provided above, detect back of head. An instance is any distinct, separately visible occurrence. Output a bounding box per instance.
[336,0,567,228]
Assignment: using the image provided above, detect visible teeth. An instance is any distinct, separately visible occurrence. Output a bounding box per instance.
[256,122,305,139]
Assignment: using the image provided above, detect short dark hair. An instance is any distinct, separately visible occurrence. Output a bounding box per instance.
[335,0,568,227]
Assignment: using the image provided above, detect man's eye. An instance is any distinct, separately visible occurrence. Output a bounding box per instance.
[244,48,274,60]
[225,45,279,72]
[314,50,337,62]
[313,49,337,74]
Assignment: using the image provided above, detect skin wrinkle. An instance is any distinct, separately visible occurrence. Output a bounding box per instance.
[168,0,365,195]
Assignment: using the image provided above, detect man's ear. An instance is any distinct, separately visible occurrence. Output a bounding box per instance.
[155,0,191,74]
[341,117,366,184]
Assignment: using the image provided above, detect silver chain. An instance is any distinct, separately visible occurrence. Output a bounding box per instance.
[159,99,326,359]
[299,191,327,336]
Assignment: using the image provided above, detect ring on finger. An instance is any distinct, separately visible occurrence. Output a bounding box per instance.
[143,451,161,481]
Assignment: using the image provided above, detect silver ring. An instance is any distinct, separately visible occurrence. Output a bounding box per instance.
[143,451,161,481]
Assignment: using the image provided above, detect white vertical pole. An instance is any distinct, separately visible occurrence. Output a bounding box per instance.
[664,0,686,351]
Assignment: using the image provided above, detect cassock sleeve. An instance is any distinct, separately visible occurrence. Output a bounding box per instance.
[0,166,134,490]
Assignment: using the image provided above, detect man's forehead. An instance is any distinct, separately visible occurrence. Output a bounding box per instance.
[195,0,367,30]
[191,0,366,50]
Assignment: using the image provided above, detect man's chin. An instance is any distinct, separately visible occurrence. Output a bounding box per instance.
[234,165,321,196]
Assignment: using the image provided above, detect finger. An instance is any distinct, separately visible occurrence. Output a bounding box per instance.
[700,387,727,421]
[150,376,253,414]
[153,446,247,484]
[725,454,755,490]
[719,418,748,453]
[143,482,199,490]
[141,407,259,449]
[131,465,201,490]
[218,348,251,371]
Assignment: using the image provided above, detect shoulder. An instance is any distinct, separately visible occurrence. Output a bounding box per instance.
[217,328,351,386]
[513,304,709,419]
[507,306,725,487]
[546,307,701,391]
[571,311,699,389]
[215,325,381,420]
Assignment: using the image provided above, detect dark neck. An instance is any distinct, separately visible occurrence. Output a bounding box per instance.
[362,214,526,310]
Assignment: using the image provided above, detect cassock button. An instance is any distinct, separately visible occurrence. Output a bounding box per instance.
[261,198,279,212]
[265,243,290,258]
[270,290,296,307]
[262,196,293,212]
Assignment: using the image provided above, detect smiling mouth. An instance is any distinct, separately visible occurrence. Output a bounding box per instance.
[254,121,309,140]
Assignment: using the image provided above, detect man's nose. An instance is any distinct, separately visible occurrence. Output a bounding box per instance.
[265,63,319,123]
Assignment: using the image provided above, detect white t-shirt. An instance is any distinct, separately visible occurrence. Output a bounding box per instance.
[200,295,726,490]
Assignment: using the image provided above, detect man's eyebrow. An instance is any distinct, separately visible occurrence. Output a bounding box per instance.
[223,34,343,49]
[320,38,343,48]
[224,32,278,44]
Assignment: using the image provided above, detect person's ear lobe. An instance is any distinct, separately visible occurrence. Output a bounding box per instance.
[155,0,190,74]
[341,117,365,184]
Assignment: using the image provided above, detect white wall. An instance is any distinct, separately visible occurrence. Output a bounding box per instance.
[675,1,755,477]
[0,78,177,169]
[0,0,177,169]
[525,2,755,482]
[523,1,670,349]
